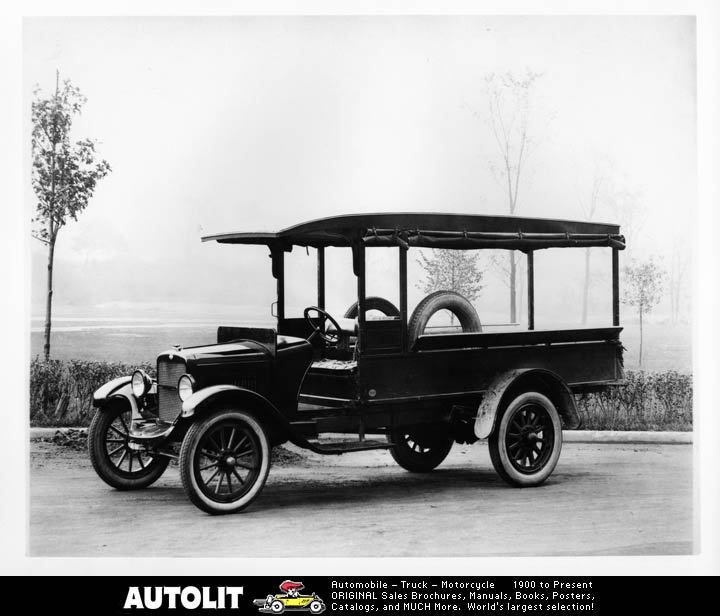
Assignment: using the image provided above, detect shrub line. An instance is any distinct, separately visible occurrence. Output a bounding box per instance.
[30,357,693,432]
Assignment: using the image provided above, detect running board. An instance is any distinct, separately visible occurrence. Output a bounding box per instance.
[291,436,394,455]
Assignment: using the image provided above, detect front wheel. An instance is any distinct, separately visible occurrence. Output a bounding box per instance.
[179,408,271,514]
[488,392,562,487]
[88,400,169,490]
[387,424,453,472]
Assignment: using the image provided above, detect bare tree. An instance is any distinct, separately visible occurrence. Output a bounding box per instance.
[485,69,542,323]
[577,174,608,324]
[669,237,689,324]
[574,158,645,326]
[32,71,111,360]
[487,251,526,323]
[622,258,665,367]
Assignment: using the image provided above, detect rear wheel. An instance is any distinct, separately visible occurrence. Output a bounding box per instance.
[387,424,453,472]
[88,400,169,490]
[180,408,271,514]
[489,392,562,487]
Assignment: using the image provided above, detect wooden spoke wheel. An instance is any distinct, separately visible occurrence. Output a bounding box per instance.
[489,392,562,487]
[180,408,271,514]
[88,400,169,490]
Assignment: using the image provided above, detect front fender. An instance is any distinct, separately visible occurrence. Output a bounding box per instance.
[93,376,131,407]
[474,369,580,439]
[92,376,140,418]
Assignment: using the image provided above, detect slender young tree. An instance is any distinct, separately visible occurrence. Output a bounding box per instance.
[32,71,111,360]
[622,258,665,367]
[485,69,541,323]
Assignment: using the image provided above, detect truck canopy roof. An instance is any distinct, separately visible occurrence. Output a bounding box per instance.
[202,212,625,250]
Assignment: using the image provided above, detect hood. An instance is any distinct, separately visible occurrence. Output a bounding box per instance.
[157,341,270,363]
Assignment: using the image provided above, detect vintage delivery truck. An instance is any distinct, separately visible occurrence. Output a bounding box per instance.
[88,213,625,514]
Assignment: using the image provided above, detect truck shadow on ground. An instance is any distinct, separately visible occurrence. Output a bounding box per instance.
[135,467,578,515]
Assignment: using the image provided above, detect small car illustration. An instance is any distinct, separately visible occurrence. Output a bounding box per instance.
[253,581,325,613]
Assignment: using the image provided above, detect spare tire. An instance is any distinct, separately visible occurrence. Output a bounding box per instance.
[344,296,400,319]
[408,290,482,346]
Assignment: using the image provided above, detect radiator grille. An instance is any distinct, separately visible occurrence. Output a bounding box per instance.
[157,357,186,422]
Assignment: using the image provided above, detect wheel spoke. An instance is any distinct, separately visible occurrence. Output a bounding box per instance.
[234,446,254,458]
[109,425,127,439]
[117,449,128,468]
[205,468,220,486]
[234,461,256,470]
[128,452,134,472]
[119,414,130,433]
[225,471,233,492]
[231,435,249,454]
[200,461,218,471]
[215,472,224,494]
[108,444,125,457]
[231,468,245,484]
[208,434,222,451]
[227,428,236,450]
[508,441,521,451]
[137,453,146,469]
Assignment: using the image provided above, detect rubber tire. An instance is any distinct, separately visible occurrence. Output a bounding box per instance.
[270,601,285,614]
[88,400,169,490]
[344,296,400,319]
[179,408,271,515]
[309,601,324,614]
[387,424,454,472]
[489,392,563,487]
[408,290,482,345]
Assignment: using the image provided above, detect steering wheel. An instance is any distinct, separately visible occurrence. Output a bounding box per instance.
[303,306,343,344]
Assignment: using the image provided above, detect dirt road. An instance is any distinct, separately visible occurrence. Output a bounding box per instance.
[30,440,693,557]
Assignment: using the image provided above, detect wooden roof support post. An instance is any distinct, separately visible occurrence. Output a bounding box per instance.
[353,242,366,353]
[270,247,285,323]
[612,248,620,326]
[399,245,408,352]
[317,246,325,310]
[527,250,535,331]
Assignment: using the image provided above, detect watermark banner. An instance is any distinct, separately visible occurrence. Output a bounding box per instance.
[1,576,693,614]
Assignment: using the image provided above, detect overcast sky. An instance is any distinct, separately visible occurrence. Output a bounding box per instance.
[24,16,696,323]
